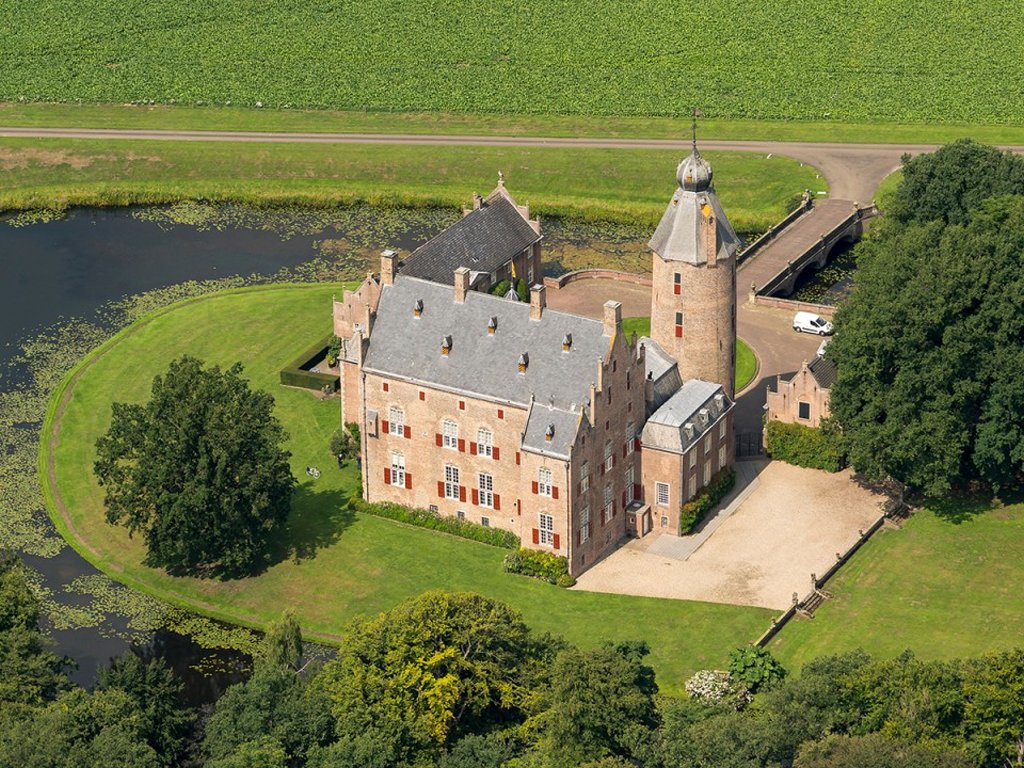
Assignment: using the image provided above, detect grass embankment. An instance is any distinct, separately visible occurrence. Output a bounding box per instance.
[42,285,772,693]
[772,502,1024,670]
[0,138,820,232]
[620,317,758,392]
[6,104,1024,146]
[2,1,1023,127]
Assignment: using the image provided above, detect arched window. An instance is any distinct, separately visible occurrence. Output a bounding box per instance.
[477,427,493,458]
[388,406,404,436]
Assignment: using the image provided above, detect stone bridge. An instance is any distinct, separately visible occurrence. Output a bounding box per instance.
[737,198,877,299]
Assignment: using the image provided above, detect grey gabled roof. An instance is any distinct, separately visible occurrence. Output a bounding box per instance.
[522,404,582,459]
[641,380,732,454]
[362,276,608,411]
[809,355,838,389]
[648,187,742,265]
[401,196,541,284]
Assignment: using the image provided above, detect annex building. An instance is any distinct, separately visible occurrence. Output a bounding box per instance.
[333,146,740,576]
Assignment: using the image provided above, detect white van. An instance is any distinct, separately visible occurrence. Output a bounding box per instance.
[793,311,833,336]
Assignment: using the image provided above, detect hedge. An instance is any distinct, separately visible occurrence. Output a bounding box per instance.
[279,334,340,392]
[765,420,845,472]
[349,495,520,549]
[503,548,575,587]
[680,467,737,534]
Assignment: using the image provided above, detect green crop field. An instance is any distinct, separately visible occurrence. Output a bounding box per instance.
[43,285,773,694]
[3,1,1023,126]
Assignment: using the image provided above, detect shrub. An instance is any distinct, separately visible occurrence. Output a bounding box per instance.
[515,278,528,302]
[685,669,734,706]
[350,496,519,549]
[490,279,511,297]
[765,419,844,472]
[727,646,787,694]
[503,548,575,587]
[679,467,736,534]
[278,335,340,392]
[326,335,342,366]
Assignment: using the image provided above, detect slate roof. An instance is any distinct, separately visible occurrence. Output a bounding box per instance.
[401,196,541,284]
[649,187,742,265]
[362,276,609,413]
[641,380,733,454]
[640,336,683,415]
[808,354,838,389]
[523,404,583,459]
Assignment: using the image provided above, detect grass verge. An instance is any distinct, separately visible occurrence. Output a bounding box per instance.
[4,105,1024,147]
[40,284,772,693]
[0,137,821,232]
[770,502,1024,670]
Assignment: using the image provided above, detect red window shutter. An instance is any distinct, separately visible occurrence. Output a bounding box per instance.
[498,409,504,419]
[381,419,389,434]
[493,494,501,511]
[613,455,617,467]
[601,464,605,476]
[404,425,411,439]
[472,488,479,505]
[383,382,389,392]
[634,482,641,500]
[674,284,681,295]
[553,534,560,550]
[435,433,443,447]
[437,481,445,498]
[532,528,540,545]
[634,437,641,451]
[384,468,391,485]
[459,400,465,410]
[458,438,465,453]
[675,326,683,338]
[405,472,413,490]
[470,442,477,455]
[576,482,581,495]
[622,443,627,458]
[493,447,501,461]
[622,489,627,507]
[552,486,559,500]
[459,485,467,502]
[419,391,425,400]
[576,530,581,546]
[515,451,521,465]
[532,480,539,494]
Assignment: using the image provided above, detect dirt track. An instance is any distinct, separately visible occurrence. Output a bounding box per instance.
[3,126,1022,202]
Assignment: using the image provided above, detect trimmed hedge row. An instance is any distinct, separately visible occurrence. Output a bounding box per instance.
[680,467,737,534]
[765,420,845,472]
[503,548,575,587]
[350,496,520,549]
[279,334,340,392]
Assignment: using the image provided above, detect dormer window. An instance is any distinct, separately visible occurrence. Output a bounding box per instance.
[413,299,423,318]
[518,353,529,374]
[684,422,695,440]
[487,316,497,335]
[441,335,452,356]
[714,394,725,410]
[699,408,709,424]
[562,333,572,352]
[545,423,555,442]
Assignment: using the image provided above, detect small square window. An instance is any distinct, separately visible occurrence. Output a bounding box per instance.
[430,505,439,514]
[481,516,490,527]
[661,515,669,528]
[798,401,811,420]
[456,509,464,520]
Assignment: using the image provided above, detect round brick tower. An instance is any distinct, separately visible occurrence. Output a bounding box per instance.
[648,144,739,398]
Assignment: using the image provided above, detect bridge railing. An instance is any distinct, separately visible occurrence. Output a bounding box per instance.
[736,197,814,266]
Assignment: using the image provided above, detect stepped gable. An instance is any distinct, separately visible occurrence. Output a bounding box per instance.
[641,379,732,454]
[362,275,607,415]
[648,145,742,264]
[808,354,838,388]
[401,194,542,285]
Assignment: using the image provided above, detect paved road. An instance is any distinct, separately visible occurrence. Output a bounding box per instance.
[4,125,1023,202]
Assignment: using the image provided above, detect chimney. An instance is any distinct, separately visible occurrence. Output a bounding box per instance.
[603,300,622,337]
[380,249,397,286]
[530,284,546,320]
[700,204,718,266]
[454,267,471,303]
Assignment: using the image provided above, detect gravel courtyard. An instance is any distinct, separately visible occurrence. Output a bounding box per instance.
[573,460,885,610]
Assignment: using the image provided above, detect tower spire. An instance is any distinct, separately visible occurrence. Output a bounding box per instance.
[691,107,702,153]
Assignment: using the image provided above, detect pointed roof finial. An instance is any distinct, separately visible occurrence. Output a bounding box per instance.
[497,170,505,187]
[691,107,702,153]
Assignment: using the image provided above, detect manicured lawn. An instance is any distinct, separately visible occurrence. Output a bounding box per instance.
[771,503,1024,671]
[44,285,772,694]
[620,317,757,392]
[5,104,1024,146]
[0,137,819,232]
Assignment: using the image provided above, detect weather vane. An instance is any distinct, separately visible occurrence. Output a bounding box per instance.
[691,107,702,150]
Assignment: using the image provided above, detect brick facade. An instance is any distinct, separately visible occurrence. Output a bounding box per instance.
[765,361,832,427]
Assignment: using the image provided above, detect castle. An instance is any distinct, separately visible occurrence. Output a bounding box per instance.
[332,145,740,576]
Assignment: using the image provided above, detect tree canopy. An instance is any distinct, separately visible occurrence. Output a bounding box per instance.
[830,156,1024,495]
[94,355,295,576]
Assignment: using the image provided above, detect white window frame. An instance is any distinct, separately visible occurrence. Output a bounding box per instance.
[389,406,404,436]
[719,419,727,439]
[477,427,493,458]
[478,473,494,509]
[704,435,712,454]
[656,481,670,507]
[580,505,590,543]
[719,445,727,469]
[689,450,697,469]
[688,474,697,500]
[798,401,811,420]
[538,467,553,498]
[539,513,554,546]
[603,485,613,523]
[443,419,459,450]
[625,465,634,496]
[390,452,405,487]
[444,464,460,500]
[580,461,590,493]
[703,461,711,486]
[603,442,614,473]
[626,423,636,455]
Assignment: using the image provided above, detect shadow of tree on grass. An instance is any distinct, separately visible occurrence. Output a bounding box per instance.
[264,481,355,570]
